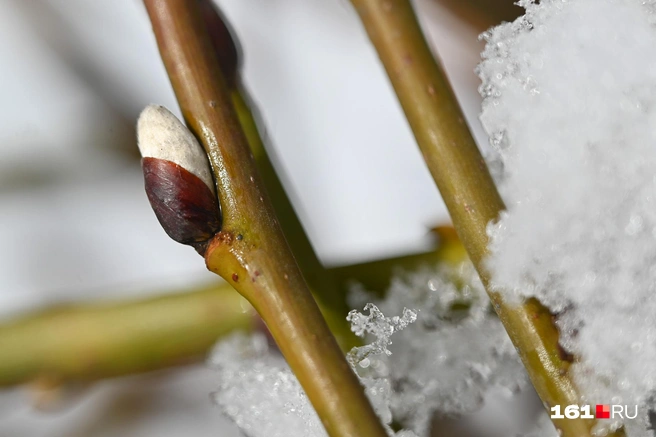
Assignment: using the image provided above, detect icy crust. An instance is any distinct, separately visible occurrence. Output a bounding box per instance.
[347,263,526,435]
[478,0,656,434]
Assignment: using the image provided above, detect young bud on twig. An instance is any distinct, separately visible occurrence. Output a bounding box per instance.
[137,105,221,250]
[198,0,240,88]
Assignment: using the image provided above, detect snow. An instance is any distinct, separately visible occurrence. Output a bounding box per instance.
[478,0,656,435]
[208,333,327,437]
[208,331,418,437]
[348,263,526,435]
[208,262,525,436]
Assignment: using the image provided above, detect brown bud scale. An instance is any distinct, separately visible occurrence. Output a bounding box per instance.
[143,157,221,245]
[198,0,240,88]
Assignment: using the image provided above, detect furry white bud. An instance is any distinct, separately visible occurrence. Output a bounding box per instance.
[137,104,215,193]
[136,104,221,251]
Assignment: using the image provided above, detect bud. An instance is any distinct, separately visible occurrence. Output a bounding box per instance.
[198,0,240,88]
[137,105,221,249]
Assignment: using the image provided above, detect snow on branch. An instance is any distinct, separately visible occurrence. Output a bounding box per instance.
[479,0,656,435]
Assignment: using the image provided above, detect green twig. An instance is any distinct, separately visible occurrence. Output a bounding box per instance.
[331,226,466,295]
[0,284,253,386]
[143,1,386,436]
[230,89,357,349]
[199,0,356,349]
[0,234,458,388]
[348,1,621,436]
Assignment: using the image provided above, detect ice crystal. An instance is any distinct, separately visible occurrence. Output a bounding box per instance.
[479,0,656,435]
[348,263,526,435]
[346,303,418,369]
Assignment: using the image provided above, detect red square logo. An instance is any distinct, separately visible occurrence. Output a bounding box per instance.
[596,404,610,419]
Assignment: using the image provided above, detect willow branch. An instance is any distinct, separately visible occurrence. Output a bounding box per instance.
[143,1,386,436]
[198,0,356,349]
[0,229,460,388]
[0,284,253,386]
[230,89,356,349]
[331,226,465,295]
[348,1,621,436]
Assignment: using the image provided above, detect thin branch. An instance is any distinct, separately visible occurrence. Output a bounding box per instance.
[331,226,465,295]
[0,284,253,386]
[348,1,621,436]
[230,89,357,349]
[142,1,387,436]
[197,0,357,349]
[0,232,457,387]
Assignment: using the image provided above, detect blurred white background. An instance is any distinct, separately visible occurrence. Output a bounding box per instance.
[0,1,537,436]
